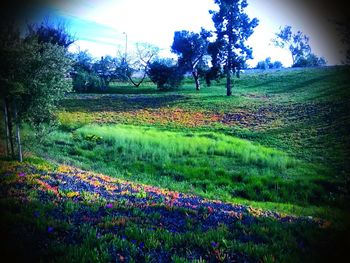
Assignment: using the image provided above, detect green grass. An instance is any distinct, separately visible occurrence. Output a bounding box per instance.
[2,66,350,262]
[32,123,341,211]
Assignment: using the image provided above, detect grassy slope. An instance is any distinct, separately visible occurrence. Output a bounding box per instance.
[27,66,350,218]
[1,66,350,262]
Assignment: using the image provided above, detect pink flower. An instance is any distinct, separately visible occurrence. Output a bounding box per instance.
[106,203,113,209]
[18,172,26,177]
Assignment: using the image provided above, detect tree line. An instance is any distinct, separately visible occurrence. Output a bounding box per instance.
[1,0,344,162]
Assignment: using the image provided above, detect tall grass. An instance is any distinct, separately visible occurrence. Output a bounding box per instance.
[77,125,296,170]
[31,124,335,207]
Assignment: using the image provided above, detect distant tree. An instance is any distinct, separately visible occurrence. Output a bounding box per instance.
[93,55,116,87]
[71,50,106,92]
[255,57,283,69]
[147,59,183,90]
[293,53,327,68]
[209,0,259,96]
[115,43,159,87]
[272,25,311,66]
[171,29,211,90]
[0,23,72,161]
[335,19,350,64]
[272,60,283,69]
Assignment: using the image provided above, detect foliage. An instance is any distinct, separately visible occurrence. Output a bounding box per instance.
[0,23,72,160]
[71,50,108,92]
[209,0,259,95]
[171,29,211,90]
[26,20,75,48]
[272,25,312,66]
[293,53,327,68]
[1,160,347,262]
[147,59,183,90]
[255,57,283,70]
[335,19,350,64]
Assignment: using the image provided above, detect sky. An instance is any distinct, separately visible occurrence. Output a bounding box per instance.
[4,0,348,67]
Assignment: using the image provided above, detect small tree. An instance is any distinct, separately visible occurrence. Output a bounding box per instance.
[272,25,311,66]
[0,23,72,161]
[209,0,259,96]
[71,51,108,92]
[256,57,283,69]
[171,29,211,90]
[115,43,159,87]
[335,19,350,64]
[293,53,327,67]
[147,59,183,90]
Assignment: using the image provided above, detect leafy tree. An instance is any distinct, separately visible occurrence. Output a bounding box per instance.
[255,57,283,70]
[147,59,183,90]
[0,23,72,161]
[26,20,75,48]
[272,25,311,66]
[293,53,327,68]
[335,19,350,64]
[209,0,259,96]
[171,29,211,90]
[71,51,107,92]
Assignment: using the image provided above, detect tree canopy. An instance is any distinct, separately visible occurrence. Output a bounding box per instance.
[171,29,211,90]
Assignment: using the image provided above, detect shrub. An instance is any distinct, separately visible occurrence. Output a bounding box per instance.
[293,53,327,67]
[147,59,183,90]
[255,57,283,70]
[71,68,107,93]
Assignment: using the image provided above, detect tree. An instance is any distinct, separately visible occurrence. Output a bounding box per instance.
[255,57,283,70]
[293,53,327,68]
[209,0,259,96]
[147,59,183,90]
[272,25,311,66]
[26,20,75,48]
[0,23,72,161]
[171,29,211,90]
[335,19,350,64]
[115,43,159,87]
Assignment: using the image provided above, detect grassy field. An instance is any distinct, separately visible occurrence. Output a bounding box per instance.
[1,66,350,262]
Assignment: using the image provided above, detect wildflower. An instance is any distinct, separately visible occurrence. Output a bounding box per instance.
[139,242,145,248]
[211,241,218,248]
[106,203,113,209]
[18,172,26,177]
[47,226,54,233]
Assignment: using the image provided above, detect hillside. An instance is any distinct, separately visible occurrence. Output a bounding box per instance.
[1,66,349,262]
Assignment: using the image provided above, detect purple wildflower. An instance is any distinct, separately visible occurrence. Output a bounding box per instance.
[211,242,218,248]
[106,203,113,209]
[47,226,54,233]
[139,242,145,248]
[18,172,26,177]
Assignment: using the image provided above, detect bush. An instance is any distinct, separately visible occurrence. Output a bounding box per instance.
[293,53,327,67]
[255,57,283,70]
[147,59,183,90]
[71,69,107,93]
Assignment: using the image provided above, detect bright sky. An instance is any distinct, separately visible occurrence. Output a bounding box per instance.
[36,0,346,67]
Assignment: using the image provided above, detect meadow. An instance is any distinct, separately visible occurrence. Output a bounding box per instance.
[1,66,349,262]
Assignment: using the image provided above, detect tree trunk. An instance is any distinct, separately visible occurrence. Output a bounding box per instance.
[226,69,232,96]
[3,99,10,157]
[192,69,200,90]
[13,101,23,162]
[5,98,15,159]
